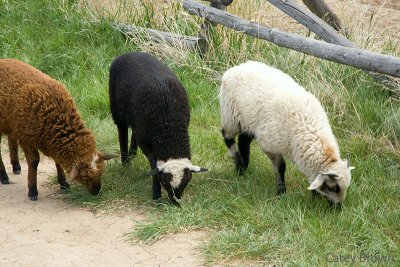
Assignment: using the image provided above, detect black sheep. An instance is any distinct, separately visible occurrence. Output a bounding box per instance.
[109,52,207,204]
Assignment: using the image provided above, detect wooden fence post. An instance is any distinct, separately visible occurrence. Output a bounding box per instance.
[301,0,344,32]
[198,0,234,56]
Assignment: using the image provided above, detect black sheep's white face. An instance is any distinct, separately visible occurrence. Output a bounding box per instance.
[148,158,208,205]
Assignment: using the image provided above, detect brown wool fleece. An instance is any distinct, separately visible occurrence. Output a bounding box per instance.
[0,59,98,173]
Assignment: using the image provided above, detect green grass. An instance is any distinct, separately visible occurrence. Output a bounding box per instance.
[1,0,399,265]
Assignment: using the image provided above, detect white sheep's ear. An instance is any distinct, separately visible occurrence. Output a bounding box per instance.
[307,174,327,190]
[147,168,160,176]
[189,166,209,173]
[69,165,79,180]
[346,155,355,171]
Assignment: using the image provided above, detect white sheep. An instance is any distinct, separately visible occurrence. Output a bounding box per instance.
[219,61,354,205]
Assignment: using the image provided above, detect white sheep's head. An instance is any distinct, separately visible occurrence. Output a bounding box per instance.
[308,157,355,206]
[147,158,208,205]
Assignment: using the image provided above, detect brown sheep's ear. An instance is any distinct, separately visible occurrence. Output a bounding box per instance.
[69,165,79,180]
[101,154,118,161]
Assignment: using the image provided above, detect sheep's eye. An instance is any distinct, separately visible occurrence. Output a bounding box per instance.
[327,185,340,193]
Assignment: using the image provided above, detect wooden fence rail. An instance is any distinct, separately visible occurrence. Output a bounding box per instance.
[265,0,397,90]
[183,0,400,79]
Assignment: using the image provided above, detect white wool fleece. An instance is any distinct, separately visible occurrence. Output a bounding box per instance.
[219,61,343,182]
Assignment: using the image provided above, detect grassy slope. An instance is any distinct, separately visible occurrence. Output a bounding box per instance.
[1,0,399,265]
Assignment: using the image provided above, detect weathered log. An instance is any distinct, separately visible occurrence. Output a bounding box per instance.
[266,0,398,91]
[301,0,344,32]
[111,22,205,51]
[183,0,400,79]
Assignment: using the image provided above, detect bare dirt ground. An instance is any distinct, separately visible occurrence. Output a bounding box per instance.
[0,155,206,267]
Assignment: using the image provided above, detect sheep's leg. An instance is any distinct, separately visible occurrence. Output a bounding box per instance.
[55,162,70,191]
[21,144,40,200]
[221,129,237,158]
[128,130,137,158]
[117,124,129,164]
[266,153,286,195]
[221,129,244,174]
[0,134,10,184]
[311,190,319,199]
[237,133,254,175]
[142,144,161,201]
[149,156,161,201]
[8,137,21,174]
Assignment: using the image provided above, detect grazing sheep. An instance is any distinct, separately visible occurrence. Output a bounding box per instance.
[0,59,114,200]
[219,61,354,205]
[109,52,207,205]
[0,137,21,184]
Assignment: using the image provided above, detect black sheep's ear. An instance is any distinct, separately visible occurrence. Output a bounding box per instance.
[189,166,209,173]
[147,168,160,176]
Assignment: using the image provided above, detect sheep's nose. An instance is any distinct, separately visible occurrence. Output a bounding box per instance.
[169,195,182,207]
[88,182,101,196]
[327,198,342,209]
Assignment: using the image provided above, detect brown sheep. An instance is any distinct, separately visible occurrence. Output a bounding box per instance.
[0,59,114,200]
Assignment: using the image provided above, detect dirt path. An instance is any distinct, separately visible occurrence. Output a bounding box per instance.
[0,155,206,267]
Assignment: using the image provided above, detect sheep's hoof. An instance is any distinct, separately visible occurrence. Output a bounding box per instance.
[28,188,38,201]
[0,169,10,184]
[153,198,163,206]
[121,155,131,165]
[12,163,21,174]
[235,156,248,176]
[276,188,287,196]
[168,199,181,207]
[60,182,70,192]
[237,167,246,176]
[311,190,319,200]
[1,179,10,184]
[330,203,342,210]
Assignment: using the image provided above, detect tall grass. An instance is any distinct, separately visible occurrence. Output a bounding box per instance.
[1,0,399,264]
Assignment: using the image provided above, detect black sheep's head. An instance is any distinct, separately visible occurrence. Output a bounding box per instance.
[148,158,208,205]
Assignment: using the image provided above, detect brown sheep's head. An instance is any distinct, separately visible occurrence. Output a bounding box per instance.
[69,152,116,195]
